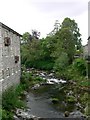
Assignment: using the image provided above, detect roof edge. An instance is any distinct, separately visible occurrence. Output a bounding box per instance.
[0,22,22,37]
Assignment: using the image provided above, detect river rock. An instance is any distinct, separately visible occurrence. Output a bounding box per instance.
[40,72,46,77]
[15,108,38,119]
[67,95,76,103]
[48,73,54,77]
[59,79,66,83]
[31,84,40,90]
[18,91,27,100]
[64,111,70,117]
[51,98,59,104]
[75,102,83,110]
[69,110,86,118]
[47,78,60,84]
[13,115,20,120]
[67,90,73,96]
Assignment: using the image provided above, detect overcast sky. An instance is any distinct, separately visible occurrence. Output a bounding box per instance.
[0,0,89,45]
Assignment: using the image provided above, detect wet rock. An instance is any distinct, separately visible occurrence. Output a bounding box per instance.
[59,79,66,83]
[75,102,83,110]
[40,72,46,77]
[31,84,40,90]
[67,90,73,96]
[69,110,86,118]
[15,108,39,119]
[64,111,69,117]
[23,91,28,95]
[48,73,54,77]
[47,78,61,84]
[69,80,76,85]
[51,98,59,104]
[13,115,20,120]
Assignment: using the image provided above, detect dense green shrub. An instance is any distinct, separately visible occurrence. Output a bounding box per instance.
[53,52,69,71]
[2,87,25,111]
[1,109,13,120]
[53,52,69,78]
[73,58,87,76]
[2,85,26,120]
[20,72,32,89]
[25,60,54,70]
[66,95,76,103]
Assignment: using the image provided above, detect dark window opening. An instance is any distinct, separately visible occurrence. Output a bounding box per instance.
[4,37,11,46]
[15,56,19,63]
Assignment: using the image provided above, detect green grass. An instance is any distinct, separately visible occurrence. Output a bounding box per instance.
[2,85,26,120]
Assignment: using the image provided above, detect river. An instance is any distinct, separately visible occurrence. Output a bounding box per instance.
[15,69,87,119]
[26,89,64,118]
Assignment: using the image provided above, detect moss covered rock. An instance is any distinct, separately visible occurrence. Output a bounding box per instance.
[67,95,76,103]
[51,98,59,104]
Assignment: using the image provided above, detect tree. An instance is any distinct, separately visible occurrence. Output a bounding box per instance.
[48,20,60,36]
[22,32,30,43]
[61,17,82,50]
[51,18,82,64]
[51,27,75,63]
[32,30,40,39]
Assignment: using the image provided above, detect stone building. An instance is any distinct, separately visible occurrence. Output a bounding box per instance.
[88,36,90,57]
[83,44,88,58]
[0,22,21,92]
[83,37,90,58]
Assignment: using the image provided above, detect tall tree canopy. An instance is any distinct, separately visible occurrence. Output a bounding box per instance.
[21,17,82,69]
[61,17,82,50]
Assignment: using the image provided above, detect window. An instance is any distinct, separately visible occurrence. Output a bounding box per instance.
[15,56,19,63]
[2,70,4,79]
[4,37,11,46]
[6,68,10,77]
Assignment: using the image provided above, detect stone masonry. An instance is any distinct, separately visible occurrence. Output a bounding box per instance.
[0,22,21,92]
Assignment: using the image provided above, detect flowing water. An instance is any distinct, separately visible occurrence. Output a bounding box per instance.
[26,84,65,118]
[25,70,85,119]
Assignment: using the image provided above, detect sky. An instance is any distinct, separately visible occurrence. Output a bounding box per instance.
[0,0,89,45]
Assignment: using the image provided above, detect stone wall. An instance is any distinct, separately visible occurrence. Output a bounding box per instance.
[0,23,21,92]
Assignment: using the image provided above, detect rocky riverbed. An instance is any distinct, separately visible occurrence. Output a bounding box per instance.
[14,68,88,119]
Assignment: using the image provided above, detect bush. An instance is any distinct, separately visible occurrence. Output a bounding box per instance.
[66,95,76,103]
[2,109,13,120]
[25,60,54,70]
[2,86,25,111]
[72,58,87,76]
[64,58,87,80]
[21,72,32,89]
[53,52,69,78]
[53,52,69,72]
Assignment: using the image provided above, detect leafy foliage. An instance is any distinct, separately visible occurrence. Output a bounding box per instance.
[53,52,69,72]
[72,58,87,76]
[2,85,26,120]
[21,17,85,80]
[61,17,82,50]
[1,109,13,120]
[2,86,25,111]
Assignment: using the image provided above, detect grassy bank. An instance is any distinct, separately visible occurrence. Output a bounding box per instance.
[1,70,46,120]
[1,85,26,120]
